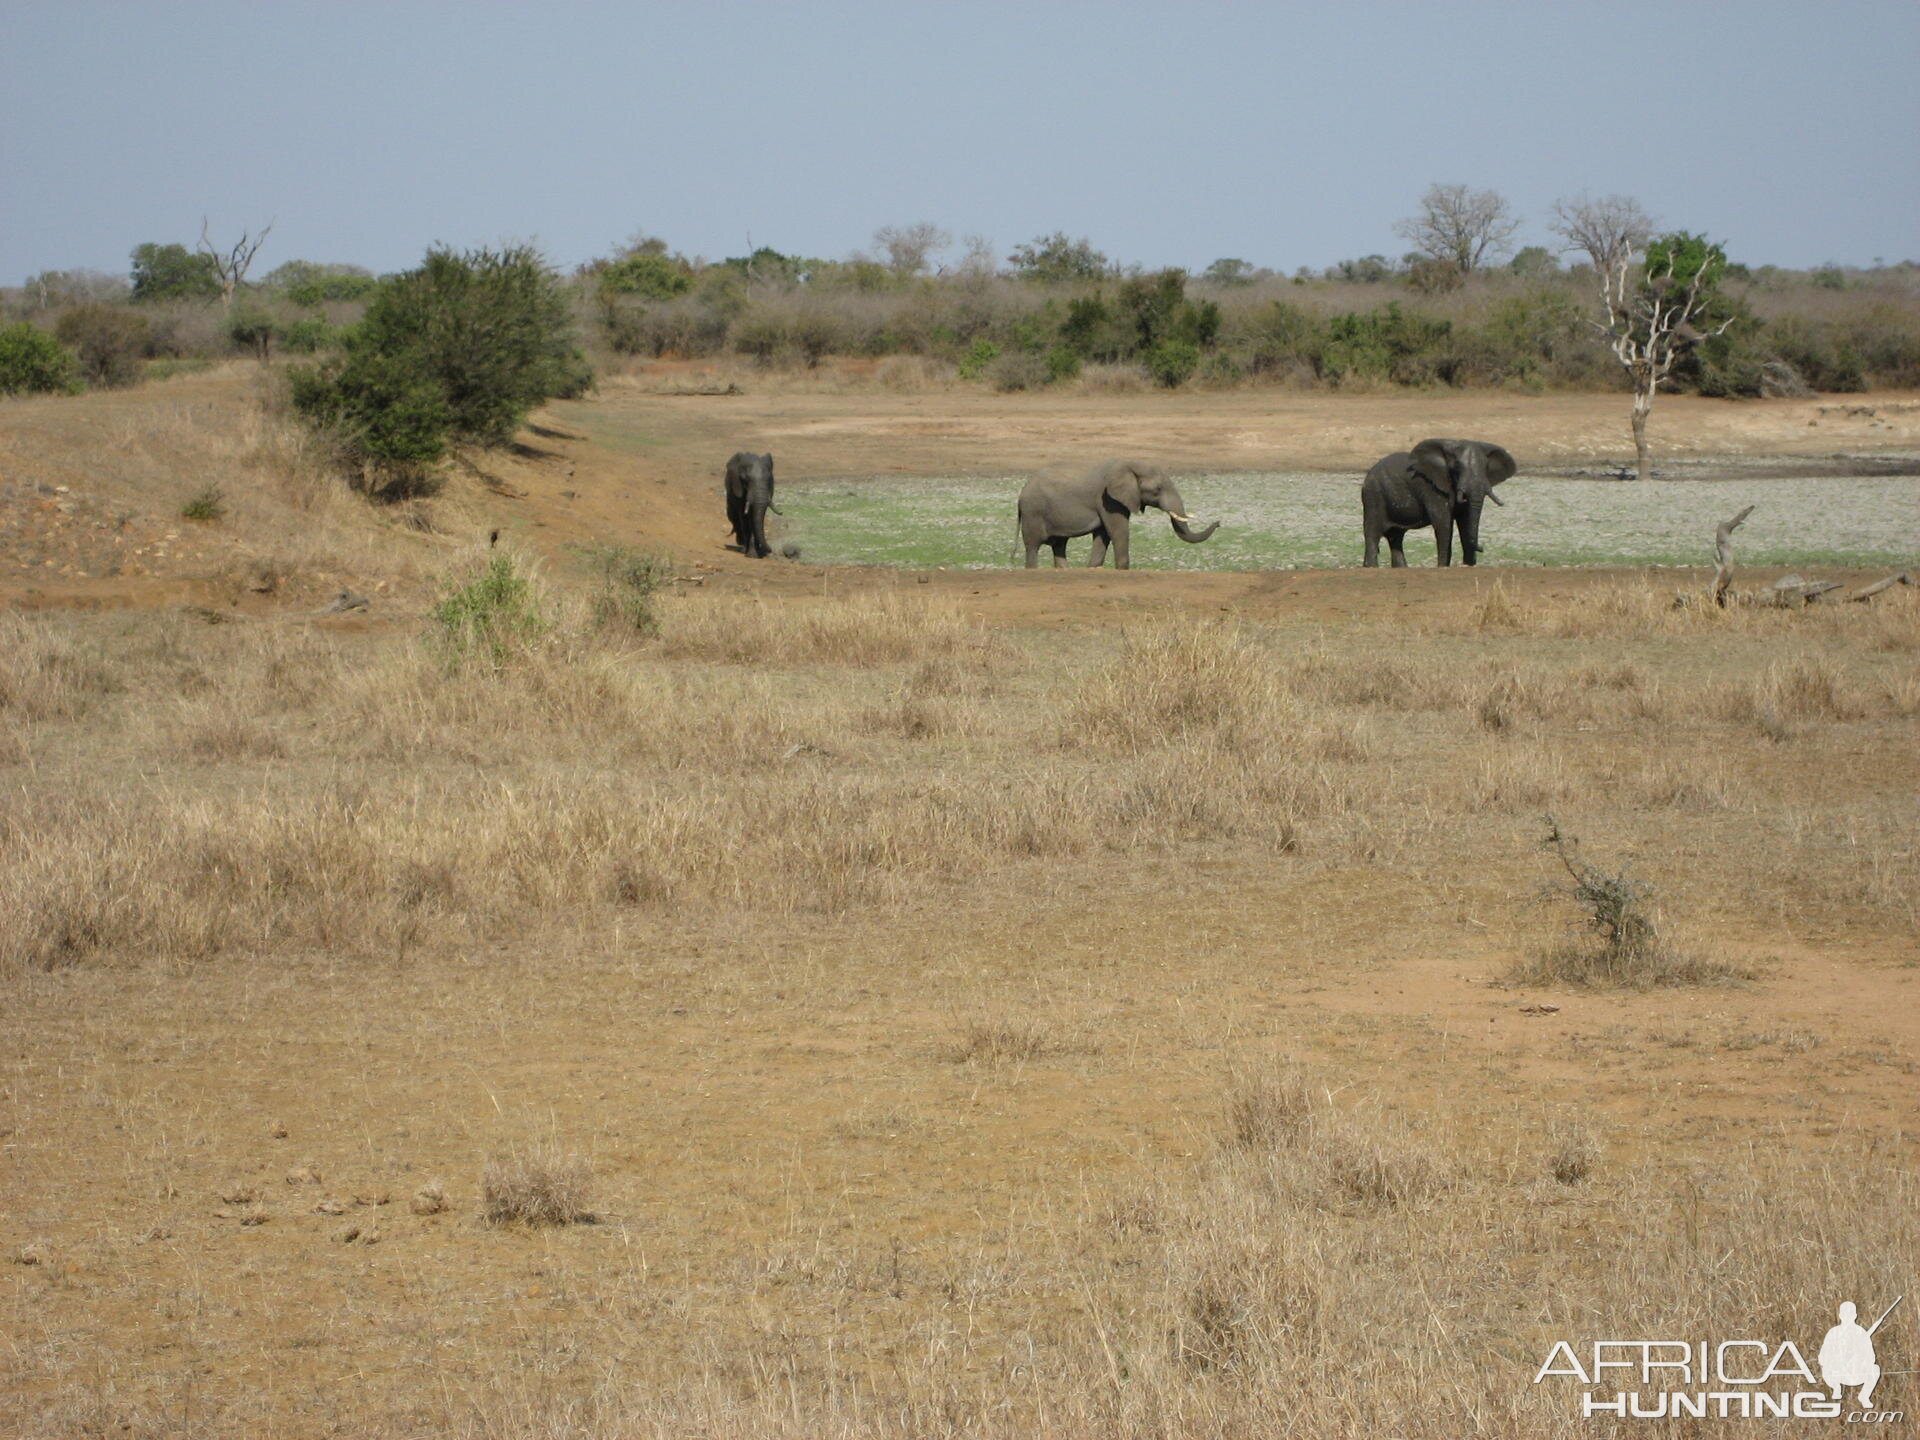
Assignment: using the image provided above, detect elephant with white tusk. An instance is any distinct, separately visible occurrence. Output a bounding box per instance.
[1361,438,1515,567]
[723,451,781,558]
[1017,459,1219,570]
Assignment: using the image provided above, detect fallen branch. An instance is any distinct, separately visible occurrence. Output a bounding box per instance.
[1849,572,1913,602]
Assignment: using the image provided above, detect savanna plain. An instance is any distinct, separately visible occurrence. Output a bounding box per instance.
[3,365,1919,1438]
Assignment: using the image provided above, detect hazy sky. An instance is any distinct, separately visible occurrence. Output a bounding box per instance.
[4,0,1916,284]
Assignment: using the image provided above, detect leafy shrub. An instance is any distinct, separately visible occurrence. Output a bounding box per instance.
[227,307,278,360]
[290,350,452,472]
[0,323,83,395]
[596,251,693,300]
[430,554,548,670]
[1007,232,1109,283]
[129,242,220,302]
[290,245,587,475]
[287,274,378,306]
[54,304,151,388]
[957,338,1000,380]
[1320,303,1453,386]
[1238,302,1325,377]
[181,485,226,522]
[575,543,669,634]
[1146,338,1201,388]
[1044,346,1081,383]
[281,317,339,354]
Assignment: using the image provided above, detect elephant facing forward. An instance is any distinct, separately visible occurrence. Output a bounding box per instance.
[1362,438,1515,567]
[724,451,779,558]
[1018,459,1219,569]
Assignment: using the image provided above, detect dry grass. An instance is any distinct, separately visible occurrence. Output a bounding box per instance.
[655,587,992,666]
[481,1145,595,1226]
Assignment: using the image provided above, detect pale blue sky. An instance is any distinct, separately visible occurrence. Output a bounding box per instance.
[4,0,1916,283]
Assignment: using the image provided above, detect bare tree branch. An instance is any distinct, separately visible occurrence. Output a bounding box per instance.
[199,218,274,310]
[1548,193,1654,274]
[1393,184,1521,274]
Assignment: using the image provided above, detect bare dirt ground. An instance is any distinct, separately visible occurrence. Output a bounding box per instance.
[2,367,1916,1437]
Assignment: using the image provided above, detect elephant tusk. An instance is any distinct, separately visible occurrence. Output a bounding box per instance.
[1167,512,1192,521]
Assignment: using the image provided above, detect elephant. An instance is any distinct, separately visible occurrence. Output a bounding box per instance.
[1361,438,1515,567]
[723,451,780,558]
[1017,459,1219,569]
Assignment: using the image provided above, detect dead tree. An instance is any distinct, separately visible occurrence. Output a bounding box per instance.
[198,218,273,311]
[1589,234,1736,482]
[1711,505,1753,606]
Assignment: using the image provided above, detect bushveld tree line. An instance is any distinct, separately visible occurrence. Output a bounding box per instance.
[2,188,1916,486]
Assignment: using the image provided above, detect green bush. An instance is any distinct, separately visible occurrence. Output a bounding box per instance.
[1238,302,1325,377]
[957,338,1000,380]
[290,245,588,476]
[281,317,339,354]
[0,323,83,395]
[227,307,278,360]
[1145,338,1201,388]
[597,252,693,301]
[575,543,670,634]
[181,485,227,522]
[1320,304,1452,386]
[290,349,454,474]
[130,242,220,303]
[1044,346,1082,384]
[430,554,548,670]
[54,304,151,388]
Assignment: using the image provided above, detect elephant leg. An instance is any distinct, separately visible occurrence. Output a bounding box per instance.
[1364,532,1380,567]
[1108,521,1130,570]
[1024,538,1041,569]
[1048,537,1068,568]
[1088,528,1108,568]
[1386,529,1408,567]
[1433,518,1453,567]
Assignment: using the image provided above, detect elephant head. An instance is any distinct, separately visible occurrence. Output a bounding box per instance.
[1102,461,1220,544]
[1409,439,1515,564]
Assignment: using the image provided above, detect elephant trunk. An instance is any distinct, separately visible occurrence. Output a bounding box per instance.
[1457,494,1486,565]
[1169,514,1220,544]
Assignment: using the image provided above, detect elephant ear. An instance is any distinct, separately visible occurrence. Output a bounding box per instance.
[1409,439,1457,497]
[1103,463,1144,514]
[1481,444,1517,485]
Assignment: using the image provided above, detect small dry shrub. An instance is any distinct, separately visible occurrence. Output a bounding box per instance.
[873,354,954,390]
[1320,1125,1454,1207]
[1226,1072,1319,1151]
[1469,580,1522,632]
[1507,817,1747,990]
[1075,361,1147,393]
[948,1017,1053,1064]
[1065,622,1284,753]
[1548,1120,1599,1185]
[482,1145,594,1226]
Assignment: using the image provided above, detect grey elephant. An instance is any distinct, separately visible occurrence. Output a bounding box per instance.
[1361,438,1515,567]
[1017,459,1219,569]
[723,451,780,558]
